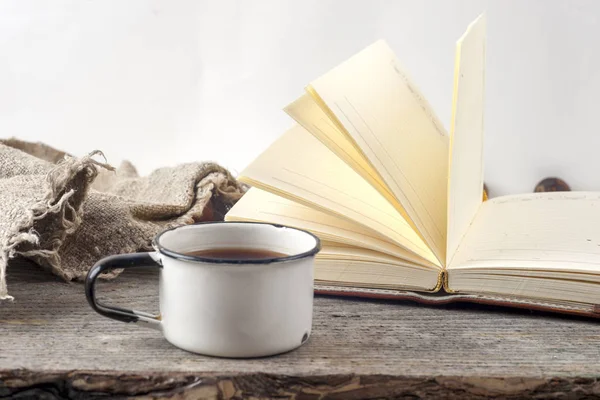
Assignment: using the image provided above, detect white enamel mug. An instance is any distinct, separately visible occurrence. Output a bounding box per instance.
[85,222,320,358]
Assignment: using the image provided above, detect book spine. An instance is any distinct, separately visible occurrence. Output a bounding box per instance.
[440,270,458,293]
[432,270,445,292]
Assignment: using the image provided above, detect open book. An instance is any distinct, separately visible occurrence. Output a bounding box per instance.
[225,15,600,318]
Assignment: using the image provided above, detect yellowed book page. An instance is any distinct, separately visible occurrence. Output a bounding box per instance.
[238,124,439,266]
[309,40,449,264]
[225,187,438,268]
[284,94,396,207]
[315,259,439,291]
[448,271,600,305]
[318,245,426,268]
[449,192,600,274]
[446,14,487,265]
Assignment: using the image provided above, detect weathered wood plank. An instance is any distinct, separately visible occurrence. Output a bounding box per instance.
[2,370,600,399]
[1,258,600,398]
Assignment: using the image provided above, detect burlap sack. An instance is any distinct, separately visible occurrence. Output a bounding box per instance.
[0,139,246,300]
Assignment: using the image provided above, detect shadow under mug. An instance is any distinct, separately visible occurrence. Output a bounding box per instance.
[85,221,321,358]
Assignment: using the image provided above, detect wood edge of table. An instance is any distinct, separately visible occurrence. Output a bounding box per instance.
[1,369,599,399]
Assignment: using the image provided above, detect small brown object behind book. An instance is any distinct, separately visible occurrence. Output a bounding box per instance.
[534,177,571,192]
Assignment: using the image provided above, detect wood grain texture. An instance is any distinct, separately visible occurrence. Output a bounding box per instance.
[1,259,600,399]
[3,370,600,399]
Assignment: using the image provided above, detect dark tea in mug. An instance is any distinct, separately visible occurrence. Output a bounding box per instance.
[184,248,287,260]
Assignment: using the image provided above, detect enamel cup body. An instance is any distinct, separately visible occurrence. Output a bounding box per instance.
[86,222,320,358]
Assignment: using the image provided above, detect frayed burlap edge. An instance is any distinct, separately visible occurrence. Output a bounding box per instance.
[0,151,111,300]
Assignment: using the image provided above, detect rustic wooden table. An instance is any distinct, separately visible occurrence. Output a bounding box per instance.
[1,259,600,399]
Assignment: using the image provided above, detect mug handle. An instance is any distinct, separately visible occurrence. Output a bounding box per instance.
[85,252,162,330]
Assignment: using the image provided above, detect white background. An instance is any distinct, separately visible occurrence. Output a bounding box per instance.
[1,0,599,197]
